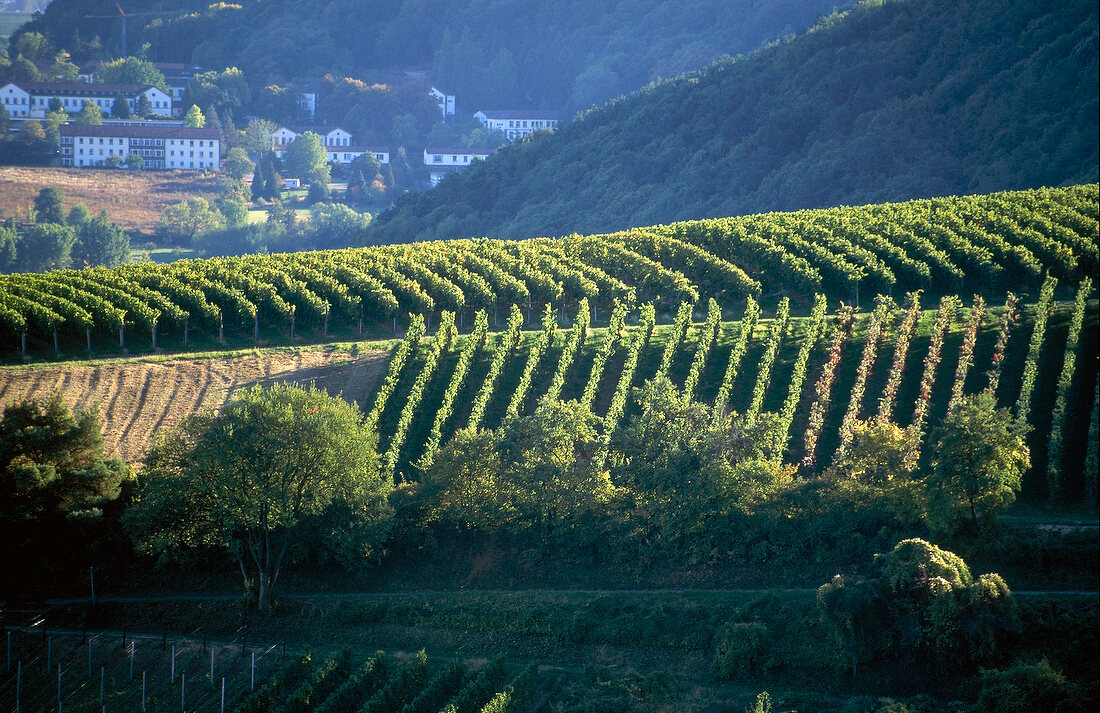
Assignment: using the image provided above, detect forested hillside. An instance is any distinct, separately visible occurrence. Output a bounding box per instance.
[369,0,1099,244]
[14,0,846,112]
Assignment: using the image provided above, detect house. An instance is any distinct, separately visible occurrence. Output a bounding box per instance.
[60,124,220,170]
[297,82,320,120]
[423,147,492,186]
[271,126,389,165]
[325,147,390,166]
[1,81,173,118]
[473,110,559,141]
[428,86,456,119]
[77,61,203,112]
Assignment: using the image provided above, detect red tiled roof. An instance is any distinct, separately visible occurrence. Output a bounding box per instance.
[60,125,219,140]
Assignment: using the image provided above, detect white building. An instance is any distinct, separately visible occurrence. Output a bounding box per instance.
[1,81,173,118]
[423,147,492,186]
[428,86,456,119]
[474,110,558,141]
[298,82,320,120]
[272,126,388,165]
[60,124,220,170]
[77,61,202,112]
[326,147,390,165]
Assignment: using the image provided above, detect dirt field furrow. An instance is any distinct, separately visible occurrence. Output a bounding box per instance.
[0,346,390,464]
[114,367,160,450]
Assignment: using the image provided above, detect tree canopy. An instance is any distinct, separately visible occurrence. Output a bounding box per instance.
[125,383,393,609]
[924,392,1029,534]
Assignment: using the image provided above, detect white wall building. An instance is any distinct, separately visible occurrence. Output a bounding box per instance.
[1,81,172,118]
[272,126,388,165]
[60,124,220,170]
[474,110,558,141]
[428,86,456,119]
[423,147,492,186]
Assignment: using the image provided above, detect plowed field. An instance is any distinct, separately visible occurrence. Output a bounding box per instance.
[0,346,390,463]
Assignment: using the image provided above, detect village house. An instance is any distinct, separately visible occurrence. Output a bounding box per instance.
[1,81,173,118]
[428,86,456,119]
[77,61,202,115]
[297,82,320,120]
[59,124,220,170]
[473,110,559,141]
[272,126,390,166]
[423,147,492,186]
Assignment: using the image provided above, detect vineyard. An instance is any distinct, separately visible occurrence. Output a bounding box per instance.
[0,626,539,713]
[0,185,1095,358]
[364,284,1098,502]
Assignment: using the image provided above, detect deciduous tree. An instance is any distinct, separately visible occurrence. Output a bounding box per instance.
[924,392,1027,534]
[125,383,393,609]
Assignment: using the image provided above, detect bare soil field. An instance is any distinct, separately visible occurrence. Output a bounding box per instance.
[0,166,221,235]
[0,345,391,464]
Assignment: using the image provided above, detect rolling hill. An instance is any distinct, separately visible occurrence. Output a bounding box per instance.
[367,0,1100,244]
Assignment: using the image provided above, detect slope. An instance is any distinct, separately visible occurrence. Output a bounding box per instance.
[368,0,1099,244]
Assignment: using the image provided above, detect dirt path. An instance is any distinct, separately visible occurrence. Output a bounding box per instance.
[0,346,391,464]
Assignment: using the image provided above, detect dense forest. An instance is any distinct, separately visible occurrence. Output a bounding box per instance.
[12,0,848,113]
[368,0,1100,244]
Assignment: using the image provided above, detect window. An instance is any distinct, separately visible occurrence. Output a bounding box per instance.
[433,154,442,163]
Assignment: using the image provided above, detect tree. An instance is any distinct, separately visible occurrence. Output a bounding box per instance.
[137,94,153,119]
[12,32,53,62]
[0,106,9,137]
[155,197,226,243]
[0,393,131,596]
[283,131,328,180]
[67,203,92,228]
[610,376,792,552]
[19,118,46,144]
[223,146,255,181]
[307,180,330,204]
[95,57,167,91]
[111,92,131,119]
[77,100,103,126]
[818,539,1020,673]
[421,401,614,541]
[49,50,79,81]
[33,186,66,224]
[124,153,144,170]
[215,196,248,228]
[924,392,1028,534]
[0,225,18,273]
[0,393,130,523]
[16,222,77,271]
[125,383,393,609]
[828,419,918,486]
[244,119,277,157]
[250,165,267,203]
[74,212,130,268]
[47,97,64,114]
[183,105,206,128]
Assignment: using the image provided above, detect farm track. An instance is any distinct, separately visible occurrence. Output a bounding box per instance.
[0,347,390,463]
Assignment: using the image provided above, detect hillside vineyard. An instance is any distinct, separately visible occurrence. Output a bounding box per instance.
[0,185,1094,498]
[0,185,1095,348]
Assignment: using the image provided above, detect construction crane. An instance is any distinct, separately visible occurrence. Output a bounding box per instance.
[83,3,187,58]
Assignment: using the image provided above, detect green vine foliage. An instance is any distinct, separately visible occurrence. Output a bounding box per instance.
[745,297,790,427]
[681,298,723,402]
[383,311,457,476]
[1013,275,1058,433]
[542,297,591,404]
[772,294,828,459]
[504,304,558,418]
[366,315,426,433]
[417,310,490,471]
[1045,276,1092,501]
[711,296,761,422]
[465,305,525,431]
